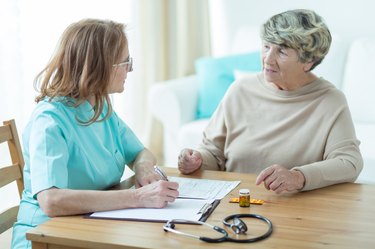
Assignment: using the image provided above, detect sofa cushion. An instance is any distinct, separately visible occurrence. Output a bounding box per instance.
[177,119,210,149]
[195,51,261,119]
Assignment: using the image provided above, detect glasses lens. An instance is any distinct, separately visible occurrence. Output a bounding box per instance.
[128,58,133,72]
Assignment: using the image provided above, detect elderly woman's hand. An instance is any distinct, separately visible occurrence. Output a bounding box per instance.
[178,148,202,174]
[255,165,305,194]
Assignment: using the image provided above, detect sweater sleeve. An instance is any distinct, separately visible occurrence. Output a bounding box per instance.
[293,105,363,191]
[198,106,226,171]
[197,96,229,171]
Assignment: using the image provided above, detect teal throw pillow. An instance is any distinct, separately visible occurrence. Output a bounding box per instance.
[195,51,261,119]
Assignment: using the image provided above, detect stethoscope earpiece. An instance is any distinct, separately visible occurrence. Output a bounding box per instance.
[163,220,176,232]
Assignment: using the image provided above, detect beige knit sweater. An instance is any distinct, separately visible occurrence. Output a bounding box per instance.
[198,73,363,191]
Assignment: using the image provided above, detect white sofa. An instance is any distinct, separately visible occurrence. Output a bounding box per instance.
[149,36,375,184]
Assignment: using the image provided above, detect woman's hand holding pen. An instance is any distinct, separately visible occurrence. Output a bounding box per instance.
[134,162,162,188]
[134,163,173,186]
[132,148,166,187]
[131,164,180,208]
[131,148,179,207]
[135,164,179,208]
[134,180,179,208]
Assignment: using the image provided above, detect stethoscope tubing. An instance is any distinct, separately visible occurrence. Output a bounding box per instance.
[223,213,273,243]
[163,214,273,243]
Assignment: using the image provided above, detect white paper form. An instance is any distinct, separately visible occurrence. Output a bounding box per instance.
[169,177,240,199]
[89,198,216,222]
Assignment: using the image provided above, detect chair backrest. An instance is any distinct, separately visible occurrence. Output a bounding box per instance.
[0,119,24,234]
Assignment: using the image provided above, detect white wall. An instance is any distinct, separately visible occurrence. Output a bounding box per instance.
[209,0,375,56]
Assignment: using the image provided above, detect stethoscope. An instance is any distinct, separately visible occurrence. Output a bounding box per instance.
[163,213,273,243]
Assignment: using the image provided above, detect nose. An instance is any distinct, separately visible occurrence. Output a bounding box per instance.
[263,49,276,65]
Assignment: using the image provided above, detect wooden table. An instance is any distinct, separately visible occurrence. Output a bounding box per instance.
[27,167,375,249]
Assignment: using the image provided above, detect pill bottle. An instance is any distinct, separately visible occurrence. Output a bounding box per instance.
[239,188,250,207]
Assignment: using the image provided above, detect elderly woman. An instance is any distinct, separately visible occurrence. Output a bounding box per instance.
[178,9,363,193]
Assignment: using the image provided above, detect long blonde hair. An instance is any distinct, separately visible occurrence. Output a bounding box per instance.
[34,19,127,125]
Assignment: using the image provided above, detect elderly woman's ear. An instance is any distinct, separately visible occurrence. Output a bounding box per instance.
[303,62,314,72]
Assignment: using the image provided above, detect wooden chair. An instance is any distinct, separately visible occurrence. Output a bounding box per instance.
[0,119,24,234]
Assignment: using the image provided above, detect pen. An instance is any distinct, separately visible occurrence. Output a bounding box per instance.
[154,165,169,181]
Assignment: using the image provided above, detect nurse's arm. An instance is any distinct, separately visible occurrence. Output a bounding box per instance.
[37,179,179,217]
[37,187,137,217]
[129,148,161,187]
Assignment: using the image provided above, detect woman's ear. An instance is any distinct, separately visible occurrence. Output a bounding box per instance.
[304,62,314,72]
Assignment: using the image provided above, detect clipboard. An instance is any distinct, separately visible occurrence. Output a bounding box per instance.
[198,199,220,222]
[85,199,220,223]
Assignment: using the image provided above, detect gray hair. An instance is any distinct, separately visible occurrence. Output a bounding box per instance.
[261,9,331,71]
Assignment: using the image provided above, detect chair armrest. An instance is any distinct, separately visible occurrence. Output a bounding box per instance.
[148,75,200,134]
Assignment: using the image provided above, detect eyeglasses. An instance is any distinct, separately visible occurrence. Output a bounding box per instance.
[113,57,133,72]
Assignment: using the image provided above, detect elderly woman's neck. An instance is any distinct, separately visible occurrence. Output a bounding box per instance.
[268,72,318,91]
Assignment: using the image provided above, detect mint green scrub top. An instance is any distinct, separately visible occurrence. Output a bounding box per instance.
[11,98,144,249]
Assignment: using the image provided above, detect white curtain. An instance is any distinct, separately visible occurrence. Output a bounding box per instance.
[134,0,211,163]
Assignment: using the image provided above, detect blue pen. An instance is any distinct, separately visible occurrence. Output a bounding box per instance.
[154,165,169,181]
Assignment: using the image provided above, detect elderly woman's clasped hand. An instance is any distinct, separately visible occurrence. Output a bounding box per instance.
[178,148,203,174]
